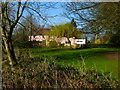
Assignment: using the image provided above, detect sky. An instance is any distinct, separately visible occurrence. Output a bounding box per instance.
[44,3,71,26]
[21,2,71,28]
[35,2,87,28]
[20,2,94,29]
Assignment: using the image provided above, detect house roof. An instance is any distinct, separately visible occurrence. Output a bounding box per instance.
[32,28,50,35]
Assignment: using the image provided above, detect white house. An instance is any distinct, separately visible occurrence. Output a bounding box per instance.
[75,39,86,44]
[28,28,86,47]
[75,39,86,47]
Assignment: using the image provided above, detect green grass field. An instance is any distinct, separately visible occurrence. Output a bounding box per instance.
[30,48,119,79]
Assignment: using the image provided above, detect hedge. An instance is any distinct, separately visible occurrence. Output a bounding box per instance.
[85,44,120,48]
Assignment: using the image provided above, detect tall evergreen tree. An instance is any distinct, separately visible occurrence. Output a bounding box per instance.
[71,18,77,28]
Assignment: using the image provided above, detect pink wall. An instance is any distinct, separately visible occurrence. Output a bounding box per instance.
[29,35,77,46]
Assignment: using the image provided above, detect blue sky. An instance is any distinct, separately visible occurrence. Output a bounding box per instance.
[21,2,89,28]
[22,2,71,28]
[45,3,71,25]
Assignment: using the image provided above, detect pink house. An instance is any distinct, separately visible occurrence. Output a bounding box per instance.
[29,28,86,47]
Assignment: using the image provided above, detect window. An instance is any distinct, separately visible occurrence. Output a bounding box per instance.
[77,41,83,42]
[65,41,70,44]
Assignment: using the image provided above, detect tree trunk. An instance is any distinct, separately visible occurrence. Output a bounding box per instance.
[67,37,72,49]
[0,28,2,68]
[1,2,27,70]
[95,34,98,43]
[2,32,17,67]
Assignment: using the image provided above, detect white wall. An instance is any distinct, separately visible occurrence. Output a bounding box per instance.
[75,39,86,44]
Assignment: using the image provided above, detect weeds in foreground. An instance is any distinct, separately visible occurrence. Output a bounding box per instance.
[2,54,119,88]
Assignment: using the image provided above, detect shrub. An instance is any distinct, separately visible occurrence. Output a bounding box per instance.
[108,33,120,47]
[76,44,87,49]
[59,43,64,48]
[40,40,46,47]
[13,41,33,48]
[2,56,119,88]
[49,41,58,48]
[95,39,101,44]
[86,44,119,48]
[31,41,41,48]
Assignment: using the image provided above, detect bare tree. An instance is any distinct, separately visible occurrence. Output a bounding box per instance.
[63,2,99,26]
[63,2,120,42]
[0,34,1,89]
[1,1,57,69]
[1,2,27,68]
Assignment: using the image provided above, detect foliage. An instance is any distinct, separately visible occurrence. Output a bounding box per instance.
[100,31,113,44]
[48,22,81,39]
[108,32,120,46]
[12,33,31,48]
[71,18,77,28]
[95,39,101,44]
[47,22,82,48]
[86,44,119,48]
[40,40,46,47]
[49,41,58,48]
[94,3,120,31]
[64,2,120,34]
[64,2,120,44]
[2,54,119,88]
[12,14,41,48]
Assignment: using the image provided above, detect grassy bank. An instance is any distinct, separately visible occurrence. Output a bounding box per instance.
[2,55,119,88]
[3,48,119,88]
[30,48,119,79]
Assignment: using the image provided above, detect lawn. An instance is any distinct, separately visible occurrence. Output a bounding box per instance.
[30,48,119,79]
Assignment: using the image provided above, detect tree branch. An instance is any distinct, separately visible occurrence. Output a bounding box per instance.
[16,2,21,19]
[75,12,93,22]
[74,3,100,11]
[26,6,47,22]
[10,2,27,37]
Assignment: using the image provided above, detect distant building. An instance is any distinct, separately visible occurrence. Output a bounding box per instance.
[75,39,86,44]
[29,28,86,47]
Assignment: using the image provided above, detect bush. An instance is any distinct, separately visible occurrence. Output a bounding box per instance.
[40,40,46,47]
[59,43,64,48]
[2,56,119,88]
[29,41,41,48]
[95,39,101,44]
[86,44,119,48]
[76,44,87,49]
[49,41,58,48]
[13,41,33,48]
[108,33,120,46]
